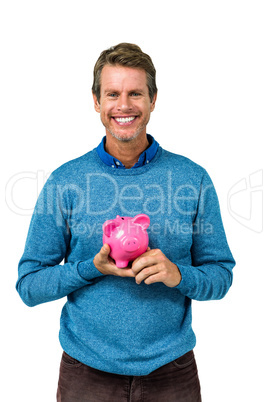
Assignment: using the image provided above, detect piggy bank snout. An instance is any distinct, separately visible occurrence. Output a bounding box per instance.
[122,237,140,252]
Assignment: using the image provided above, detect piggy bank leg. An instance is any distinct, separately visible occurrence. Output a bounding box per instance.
[116,260,129,268]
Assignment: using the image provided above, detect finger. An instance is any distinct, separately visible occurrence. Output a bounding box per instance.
[132,249,151,266]
[100,243,110,256]
[117,268,135,278]
[99,244,114,265]
[143,272,163,285]
[132,255,157,275]
[135,265,159,285]
[132,248,159,268]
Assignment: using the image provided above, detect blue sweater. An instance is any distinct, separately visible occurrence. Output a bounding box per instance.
[16,143,235,376]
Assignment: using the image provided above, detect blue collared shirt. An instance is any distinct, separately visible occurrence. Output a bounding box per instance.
[96,134,159,169]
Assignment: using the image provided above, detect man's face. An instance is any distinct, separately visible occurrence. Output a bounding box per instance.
[93,65,157,142]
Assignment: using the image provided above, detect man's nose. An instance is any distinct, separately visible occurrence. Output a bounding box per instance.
[117,95,132,112]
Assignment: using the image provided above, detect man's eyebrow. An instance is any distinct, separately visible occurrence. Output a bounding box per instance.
[129,89,146,94]
[104,89,118,93]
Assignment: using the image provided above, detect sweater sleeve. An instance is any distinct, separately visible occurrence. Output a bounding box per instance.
[176,171,235,301]
[16,175,103,307]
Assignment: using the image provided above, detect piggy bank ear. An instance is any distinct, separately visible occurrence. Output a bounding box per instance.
[132,214,150,230]
[103,220,120,237]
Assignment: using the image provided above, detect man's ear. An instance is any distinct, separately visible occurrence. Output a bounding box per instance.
[92,92,100,113]
[150,92,157,112]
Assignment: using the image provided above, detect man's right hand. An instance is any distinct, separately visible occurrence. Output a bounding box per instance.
[93,244,135,278]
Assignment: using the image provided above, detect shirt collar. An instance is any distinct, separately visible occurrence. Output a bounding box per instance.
[96,134,159,169]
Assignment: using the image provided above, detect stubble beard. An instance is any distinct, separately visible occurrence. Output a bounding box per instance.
[106,126,144,142]
[103,116,149,143]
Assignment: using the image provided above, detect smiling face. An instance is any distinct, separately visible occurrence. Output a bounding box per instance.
[93,65,157,142]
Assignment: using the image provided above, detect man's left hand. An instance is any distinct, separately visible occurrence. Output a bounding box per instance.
[131,249,182,288]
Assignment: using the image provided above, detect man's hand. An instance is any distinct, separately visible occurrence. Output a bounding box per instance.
[131,248,182,288]
[93,245,181,287]
[93,244,135,278]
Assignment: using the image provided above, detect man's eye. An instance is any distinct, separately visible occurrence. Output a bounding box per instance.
[131,92,140,97]
[108,93,118,98]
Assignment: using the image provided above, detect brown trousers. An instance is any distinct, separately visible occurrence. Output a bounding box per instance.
[57,350,201,401]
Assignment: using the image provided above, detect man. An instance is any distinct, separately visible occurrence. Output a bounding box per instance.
[16,43,235,401]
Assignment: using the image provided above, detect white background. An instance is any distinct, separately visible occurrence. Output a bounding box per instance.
[1,1,267,401]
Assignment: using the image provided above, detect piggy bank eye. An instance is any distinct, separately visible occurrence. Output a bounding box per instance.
[121,217,124,220]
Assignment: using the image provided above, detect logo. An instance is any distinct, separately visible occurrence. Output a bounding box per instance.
[227,170,263,233]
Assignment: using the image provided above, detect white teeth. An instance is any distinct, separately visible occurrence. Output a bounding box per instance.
[115,117,135,123]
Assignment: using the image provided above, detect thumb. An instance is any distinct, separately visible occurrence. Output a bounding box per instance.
[101,243,110,255]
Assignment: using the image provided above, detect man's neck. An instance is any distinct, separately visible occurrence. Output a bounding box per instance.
[105,132,149,169]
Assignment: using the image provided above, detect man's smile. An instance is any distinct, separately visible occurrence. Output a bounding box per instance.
[112,116,138,125]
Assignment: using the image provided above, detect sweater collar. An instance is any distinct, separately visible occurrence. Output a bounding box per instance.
[96,134,159,169]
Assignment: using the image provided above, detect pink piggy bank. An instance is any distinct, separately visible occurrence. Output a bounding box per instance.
[102,214,150,268]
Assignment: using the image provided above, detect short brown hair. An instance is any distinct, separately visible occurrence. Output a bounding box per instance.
[92,43,157,103]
